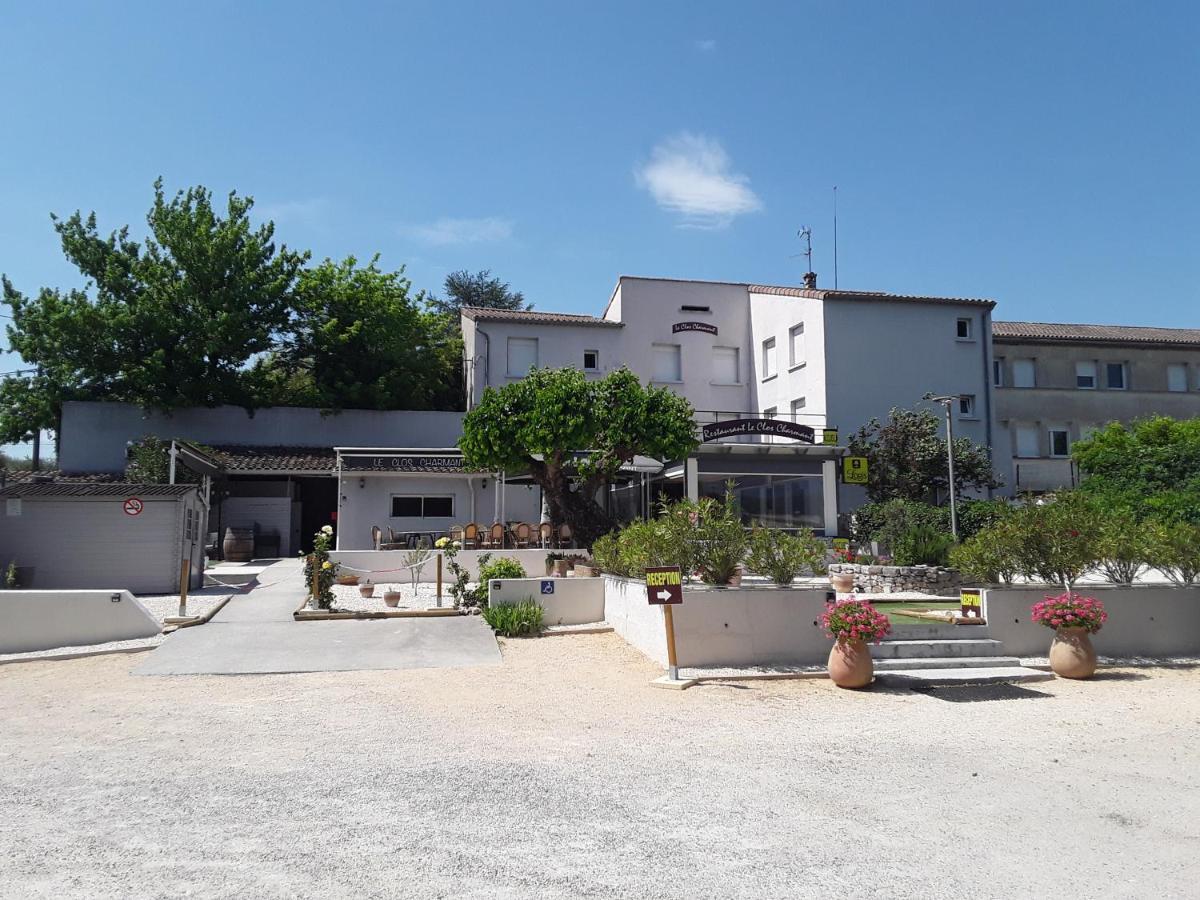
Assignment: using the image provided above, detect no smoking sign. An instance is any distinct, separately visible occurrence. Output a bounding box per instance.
[123,497,144,516]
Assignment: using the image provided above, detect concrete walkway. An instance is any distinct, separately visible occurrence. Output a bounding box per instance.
[135,559,501,676]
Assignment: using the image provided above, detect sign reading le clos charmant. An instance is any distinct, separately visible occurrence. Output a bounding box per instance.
[672,321,718,336]
[701,419,816,443]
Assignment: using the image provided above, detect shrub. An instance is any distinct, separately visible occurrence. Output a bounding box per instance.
[1031,592,1107,633]
[483,598,544,637]
[692,487,748,584]
[850,499,945,547]
[957,498,1013,540]
[591,532,623,576]
[821,598,891,644]
[949,527,1020,584]
[1145,520,1200,586]
[470,556,529,609]
[1008,492,1102,590]
[3,560,16,590]
[655,498,699,577]
[1095,507,1151,585]
[302,525,339,609]
[891,525,955,567]
[746,527,826,585]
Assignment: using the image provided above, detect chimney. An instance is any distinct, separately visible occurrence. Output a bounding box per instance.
[802,271,818,289]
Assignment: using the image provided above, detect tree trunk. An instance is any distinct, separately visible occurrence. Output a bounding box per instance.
[535,467,616,547]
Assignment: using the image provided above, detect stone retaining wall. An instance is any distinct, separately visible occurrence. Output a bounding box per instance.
[828,562,961,596]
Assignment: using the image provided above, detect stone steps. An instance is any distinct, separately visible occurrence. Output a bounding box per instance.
[873,655,1024,672]
[871,638,1006,660]
[875,666,1054,687]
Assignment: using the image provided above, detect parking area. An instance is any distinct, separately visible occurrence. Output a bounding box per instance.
[1,634,1197,899]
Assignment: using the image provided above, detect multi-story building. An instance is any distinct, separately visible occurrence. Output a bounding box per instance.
[993,321,1200,492]
[462,274,998,530]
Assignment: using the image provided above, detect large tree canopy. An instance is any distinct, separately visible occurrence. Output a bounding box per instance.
[1072,416,1200,524]
[431,269,529,315]
[847,407,1002,504]
[459,366,697,543]
[257,255,462,411]
[1,179,307,442]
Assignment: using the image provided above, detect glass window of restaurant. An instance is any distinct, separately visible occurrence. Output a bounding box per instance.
[697,472,824,531]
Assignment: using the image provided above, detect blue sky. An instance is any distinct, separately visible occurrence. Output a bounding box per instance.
[1,1,1197,450]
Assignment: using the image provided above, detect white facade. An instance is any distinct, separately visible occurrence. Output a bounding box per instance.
[463,276,999,513]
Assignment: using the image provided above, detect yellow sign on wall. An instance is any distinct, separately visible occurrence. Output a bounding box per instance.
[843,456,869,484]
[822,428,839,445]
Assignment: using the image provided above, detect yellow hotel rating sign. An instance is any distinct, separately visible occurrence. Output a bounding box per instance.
[843,456,869,484]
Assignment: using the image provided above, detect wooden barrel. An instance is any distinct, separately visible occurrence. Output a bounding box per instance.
[222,527,255,562]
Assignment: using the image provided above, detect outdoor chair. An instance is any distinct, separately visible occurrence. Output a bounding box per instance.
[462,523,481,549]
[538,522,553,548]
[513,522,532,548]
[487,522,506,549]
[371,525,382,551]
[448,525,464,546]
[557,522,573,548]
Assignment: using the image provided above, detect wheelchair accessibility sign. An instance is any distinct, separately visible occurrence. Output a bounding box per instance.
[541,580,555,595]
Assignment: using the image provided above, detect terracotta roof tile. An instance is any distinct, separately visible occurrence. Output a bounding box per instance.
[0,477,195,498]
[746,284,995,307]
[993,321,1200,346]
[210,445,337,473]
[459,307,622,327]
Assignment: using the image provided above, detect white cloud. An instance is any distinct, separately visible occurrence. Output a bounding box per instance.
[400,216,514,246]
[256,197,327,227]
[634,133,762,229]
[695,39,716,51]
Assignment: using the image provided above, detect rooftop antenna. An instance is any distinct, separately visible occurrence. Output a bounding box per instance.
[833,186,839,290]
[797,226,816,288]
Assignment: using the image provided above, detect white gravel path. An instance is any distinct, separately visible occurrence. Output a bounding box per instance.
[0,636,1196,898]
[328,581,457,613]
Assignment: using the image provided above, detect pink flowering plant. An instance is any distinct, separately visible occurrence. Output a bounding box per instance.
[822,597,892,644]
[1030,592,1108,634]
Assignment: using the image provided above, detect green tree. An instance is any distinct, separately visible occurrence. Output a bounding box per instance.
[459,366,697,544]
[847,407,1002,504]
[1,179,307,443]
[259,255,462,410]
[1072,416,1200,524]
[431,269,529,314]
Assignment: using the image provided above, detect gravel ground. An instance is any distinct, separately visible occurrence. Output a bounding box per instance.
[329,582,456,613]
[0,636,1197,899]
[136,588,234,623]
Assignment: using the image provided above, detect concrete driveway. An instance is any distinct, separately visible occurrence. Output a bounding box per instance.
[134,559,500,675]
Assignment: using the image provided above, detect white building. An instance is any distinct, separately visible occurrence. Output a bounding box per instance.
[462,274,998,528]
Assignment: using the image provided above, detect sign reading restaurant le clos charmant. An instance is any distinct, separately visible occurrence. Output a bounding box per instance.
[340,454,465,472]
[701,418,816,443]
[672,321,718,336]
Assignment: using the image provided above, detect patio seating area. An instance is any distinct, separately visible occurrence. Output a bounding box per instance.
[371,521,576,550]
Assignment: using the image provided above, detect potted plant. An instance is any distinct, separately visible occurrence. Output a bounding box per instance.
[335,573,360,586]
[358,582,375,598]
[545,552,561,576]
[554,557,570,578]
[383,586,402,607]
[822,597,891,688]
[692,485,748,586]
[1031,592,1107,679]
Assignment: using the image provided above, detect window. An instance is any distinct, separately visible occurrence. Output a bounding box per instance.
[652,343,682,382]
[1015,426,1039,458]
[1104,362,1123,391]
[993,358,1004,387]
[763,406,777,418]
[1106,362,1127,390]
[1168,363,1188,392]
[681,304,711,313]
[956,318,973,340]
[391,495,454,518]
[958,394,976,417]
[789,323,806,368]
[583,349,599,372]
[761,337,777,380]
[790,397,806,419]
[506,337,538,376]
[1048,429,1071,457]
[1075,361,1097,390]
[712,346,739,384]
[1012,358,1036,388]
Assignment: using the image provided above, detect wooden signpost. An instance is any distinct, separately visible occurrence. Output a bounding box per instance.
[646,566,683,681]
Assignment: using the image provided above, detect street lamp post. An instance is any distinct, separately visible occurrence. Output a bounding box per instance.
[924,393,962,540]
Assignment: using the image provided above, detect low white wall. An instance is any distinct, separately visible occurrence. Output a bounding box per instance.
[603,575,833,668]
[328,549,588,584]
[0,590,161,654]
[488,577,605,626]
[983,585,1200,658]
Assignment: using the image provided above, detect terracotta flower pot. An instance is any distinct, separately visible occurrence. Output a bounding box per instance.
[828,638,874,689]
[383,591,402,608]
[829,572,855,594]
[1049,627,1097,679]
[554,560,570,577]
[358,584,375,598]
